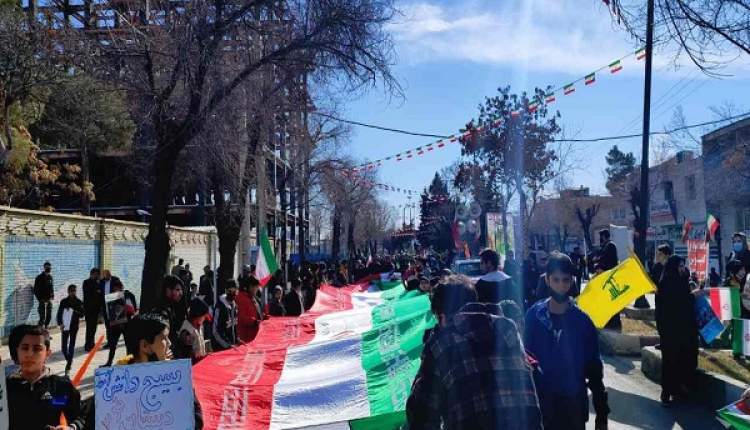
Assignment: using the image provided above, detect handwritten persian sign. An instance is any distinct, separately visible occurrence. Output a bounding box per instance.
[0,362,10,430]
[95,359,194,430]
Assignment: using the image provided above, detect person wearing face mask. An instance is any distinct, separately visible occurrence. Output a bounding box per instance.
[524,252,609,430]
[729,232,750,274]
[724,259,750,319]
[655,255,698,406]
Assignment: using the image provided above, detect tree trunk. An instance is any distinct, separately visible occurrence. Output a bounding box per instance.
[141,143,180,310]
[332,206,341,261]
[81,144,91,215]
[347,217,356,258]
[214,183,241,291]
[2,102,12,153]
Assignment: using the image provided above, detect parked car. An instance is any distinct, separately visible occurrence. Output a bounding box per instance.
[451,259,483,282]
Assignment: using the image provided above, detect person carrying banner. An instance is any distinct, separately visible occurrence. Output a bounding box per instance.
[656,255,699,406]
[81,313,204,429]
[283,277,305,317]
[175,298,211,363]
[57,284,85,376]
[237,275,263,343]
[525,252,609,430]
[153,275,188,350]
[407,275,542,429]
[212,280,239,351]
[268,285,286,316]
[103,278,137,367]
[7,324,85,430]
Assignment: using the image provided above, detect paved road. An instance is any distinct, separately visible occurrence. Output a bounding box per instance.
[590,355,725,429]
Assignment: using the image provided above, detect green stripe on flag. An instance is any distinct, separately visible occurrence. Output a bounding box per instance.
[733,319,744,356]
[732,288,742,318]
[360,289,436,421]
[260,229,279,272]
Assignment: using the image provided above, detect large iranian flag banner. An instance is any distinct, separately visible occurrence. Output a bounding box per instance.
[193,279,435,429]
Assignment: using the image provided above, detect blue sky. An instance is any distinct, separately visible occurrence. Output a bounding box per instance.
[342,0,750,212]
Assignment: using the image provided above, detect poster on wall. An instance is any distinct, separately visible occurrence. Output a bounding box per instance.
[687,239,709,282]
[486,213,514,261]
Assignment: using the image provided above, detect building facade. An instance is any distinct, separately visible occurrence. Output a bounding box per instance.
[703,117,750,271]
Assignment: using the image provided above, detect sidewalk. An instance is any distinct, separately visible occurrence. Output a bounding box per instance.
[0,323,127,399]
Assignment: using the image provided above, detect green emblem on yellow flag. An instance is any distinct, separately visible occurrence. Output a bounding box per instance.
[577,255,656,329]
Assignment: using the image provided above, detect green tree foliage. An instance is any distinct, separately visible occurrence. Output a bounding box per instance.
[604,145,636,195]
[32,75,135,212]
[418,173,455,253]
[456,85,561,251]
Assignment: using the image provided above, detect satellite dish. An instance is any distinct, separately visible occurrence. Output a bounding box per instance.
[455,205,470,220]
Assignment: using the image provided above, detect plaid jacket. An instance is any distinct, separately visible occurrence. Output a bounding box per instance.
[407,303,542,430]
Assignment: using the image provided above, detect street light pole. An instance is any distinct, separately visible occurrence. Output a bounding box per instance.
[634,0,655,309]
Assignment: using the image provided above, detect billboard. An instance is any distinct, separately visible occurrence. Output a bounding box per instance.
[486,213,514,259]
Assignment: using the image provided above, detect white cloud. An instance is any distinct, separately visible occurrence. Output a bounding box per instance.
[388,0,679,75]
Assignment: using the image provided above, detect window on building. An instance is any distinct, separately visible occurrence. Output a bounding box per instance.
[663,181,674,201]
[739,208,750,233]
[685,175,696,201]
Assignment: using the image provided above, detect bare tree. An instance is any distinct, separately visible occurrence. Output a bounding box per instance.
[610,0,750,74]
[576,203,601,250]
[37,0,400,307]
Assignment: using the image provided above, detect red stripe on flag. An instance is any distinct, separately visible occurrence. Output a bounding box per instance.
[710,288,722,318]
[194,283,366,430]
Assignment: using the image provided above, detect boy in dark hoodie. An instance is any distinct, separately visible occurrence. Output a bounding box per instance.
[57,284,85,376]
[407,274,542,429]
[7,324,84,430]
[524,251,609,430]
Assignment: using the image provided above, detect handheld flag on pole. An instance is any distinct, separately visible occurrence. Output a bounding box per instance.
[718,398,750,429]
[577,255,656,328]
[256,229,279,286]
[707,213,720,242]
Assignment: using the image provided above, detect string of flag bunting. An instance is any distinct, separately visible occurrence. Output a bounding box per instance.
[348,47,646,173]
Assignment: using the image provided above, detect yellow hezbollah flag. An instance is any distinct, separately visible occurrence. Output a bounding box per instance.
[577,255,656,329]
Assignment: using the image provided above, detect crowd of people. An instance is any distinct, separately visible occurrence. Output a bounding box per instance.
[8,228,750,429]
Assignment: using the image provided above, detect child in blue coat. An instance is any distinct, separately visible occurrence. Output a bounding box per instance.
[524,251,609,430]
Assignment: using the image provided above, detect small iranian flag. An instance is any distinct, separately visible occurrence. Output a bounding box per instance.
[437,141,445,148]
[256,229,279,286]
[564,84,575,95]
[707,213,720,241]
[636,47,647,60]
[585,73,596,85]
[710,288,740,321]
[545,92,556,103]
[733,319,750,357]
[511,110,521,118]
[528,101,539,113]
[718,398,750,429]
[609,59,623,73]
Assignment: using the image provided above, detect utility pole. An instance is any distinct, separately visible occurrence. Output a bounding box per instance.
[634,0,655,309]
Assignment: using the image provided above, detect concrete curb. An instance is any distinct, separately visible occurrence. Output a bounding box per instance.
[599,329,660,356]
[622,306,656,321]
[641,346,746,410]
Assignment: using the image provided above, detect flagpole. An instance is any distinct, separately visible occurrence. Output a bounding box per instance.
[634,0,655,309]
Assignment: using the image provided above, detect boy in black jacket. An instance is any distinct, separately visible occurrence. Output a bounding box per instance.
[7,324,84,430]
[57,284,85,376]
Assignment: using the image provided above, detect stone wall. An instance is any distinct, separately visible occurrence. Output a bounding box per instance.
[0,207,218,336]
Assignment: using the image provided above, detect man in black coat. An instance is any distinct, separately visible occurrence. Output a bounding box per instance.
[82,267,101,351]
[595,229,619,272]
[33,261,54,329]
[596,229,621,329]
[283,278,305,317]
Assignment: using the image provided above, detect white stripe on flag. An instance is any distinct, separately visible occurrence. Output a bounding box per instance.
[743,320,750,356]
[312,306,374,343]
[270,336,370,429]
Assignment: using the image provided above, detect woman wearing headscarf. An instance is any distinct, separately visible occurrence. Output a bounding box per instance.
[656,255,698,406]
